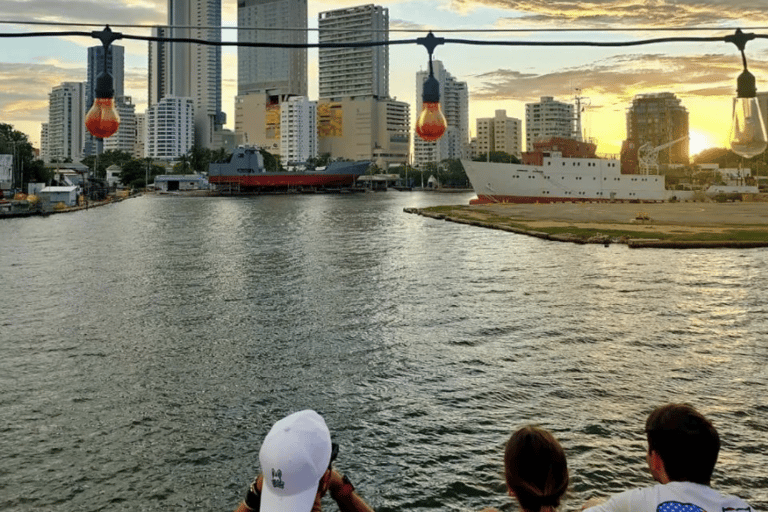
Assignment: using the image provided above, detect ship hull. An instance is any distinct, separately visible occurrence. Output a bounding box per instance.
[208,173,357,188]
[462,158,668,205]
[208,146,370,191]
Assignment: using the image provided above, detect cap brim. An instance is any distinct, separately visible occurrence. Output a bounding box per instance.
[260,480,318,512]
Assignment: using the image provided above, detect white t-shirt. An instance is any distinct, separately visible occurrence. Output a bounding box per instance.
[586,482,753,512]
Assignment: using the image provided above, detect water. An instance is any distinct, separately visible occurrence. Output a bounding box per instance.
[1,192,767,512]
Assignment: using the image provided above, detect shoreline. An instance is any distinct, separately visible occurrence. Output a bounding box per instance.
[0,190,141,218]
[406,201,768,248]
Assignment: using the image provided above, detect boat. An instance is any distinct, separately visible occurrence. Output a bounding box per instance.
[208,146,370,192]
[461,137,669,205]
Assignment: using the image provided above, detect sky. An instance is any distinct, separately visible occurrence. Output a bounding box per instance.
[1,0,768,157]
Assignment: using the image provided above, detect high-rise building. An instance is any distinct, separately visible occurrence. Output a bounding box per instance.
[234,0,308,151]
[45,82,86,163]
[146,96,195,160]
[317,97,409,167]
[626,92,689,164]
[148,26,169,109]
[40,123,49,162]
[238,0,307,97]
[84,45,125,157]
[525,96,576,151]
[134,113,147,159]
[280,96,316,169]
[413,60,469,166]
[318,5,388,100]
[476,109,522,158]
[314,4,407,166]
[103,96,137,155]
[163,0,225,149]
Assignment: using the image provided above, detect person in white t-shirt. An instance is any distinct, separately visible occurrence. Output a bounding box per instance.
[582,403,753,512]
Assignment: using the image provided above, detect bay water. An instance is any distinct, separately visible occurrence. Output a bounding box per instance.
[1,191,766,511]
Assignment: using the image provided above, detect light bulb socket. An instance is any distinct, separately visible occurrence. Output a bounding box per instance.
[422,75,440,103]
[95,72,114,99]
[736,69,757,99]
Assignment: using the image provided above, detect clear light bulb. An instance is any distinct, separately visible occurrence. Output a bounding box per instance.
[85,97,120,139]
[416,101,447,142]
[85,71,120,139]
[730,97,767,159]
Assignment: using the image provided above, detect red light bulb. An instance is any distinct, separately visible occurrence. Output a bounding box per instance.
[416,72,447,142]
[85,97,120,139]
[416,101,447,142]
[85,71,120,139]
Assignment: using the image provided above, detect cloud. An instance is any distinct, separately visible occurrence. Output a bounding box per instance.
[468,52,761,103]
[0,0,165,26]
[449,0,768,27]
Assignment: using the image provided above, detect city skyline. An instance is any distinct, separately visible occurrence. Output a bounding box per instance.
[1,0,767,157]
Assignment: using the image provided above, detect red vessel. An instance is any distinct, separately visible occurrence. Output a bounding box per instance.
[208,146,370,191]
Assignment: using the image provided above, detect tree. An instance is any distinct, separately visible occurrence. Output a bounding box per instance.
[259,148,282,172]
[120,158,164,188]
[0,123,39,189]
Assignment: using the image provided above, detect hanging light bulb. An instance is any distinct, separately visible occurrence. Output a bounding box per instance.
[85,26,122,139]
[85,71,120,139]
[416,73,447,142]
[727,29,767,159]
[415,32,447,142]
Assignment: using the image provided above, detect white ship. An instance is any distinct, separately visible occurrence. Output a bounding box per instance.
[461,137,669,205]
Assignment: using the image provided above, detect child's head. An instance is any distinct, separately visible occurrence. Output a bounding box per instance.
[504,426,569,512]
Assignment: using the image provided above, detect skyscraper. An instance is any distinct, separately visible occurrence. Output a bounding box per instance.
[237,0,307,97]
[626,92,689,164]
[84,45,124,157]
[45,82,85,163]
[318,5,388,100]
[164,0,225,149]
[413,60,469,166]
[280,96,316,169]
[314,4,408,166]
[525,96,577,151]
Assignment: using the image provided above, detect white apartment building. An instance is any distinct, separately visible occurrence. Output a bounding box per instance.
[146,96,195,160]
[413,60,469,166]
[280,96,317,169]
[103,96,137,155]
[45,82,85,163]
[238,0,307,97]
[318,5,389,100]
[476,110,522,157]
[525,96,577,151]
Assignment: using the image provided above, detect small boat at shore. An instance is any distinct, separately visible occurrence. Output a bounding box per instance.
[461,137,669,205]
[208,146,370,192]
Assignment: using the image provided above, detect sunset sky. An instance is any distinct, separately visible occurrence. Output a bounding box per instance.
[1,0,767,157]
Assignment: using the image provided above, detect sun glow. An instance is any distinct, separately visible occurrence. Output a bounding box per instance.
[689,129,716,158]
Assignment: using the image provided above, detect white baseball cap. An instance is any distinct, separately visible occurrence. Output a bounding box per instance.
[259,410,333,512]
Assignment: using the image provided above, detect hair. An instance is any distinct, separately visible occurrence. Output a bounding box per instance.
[504,426,569,512]
[645,403,720,485]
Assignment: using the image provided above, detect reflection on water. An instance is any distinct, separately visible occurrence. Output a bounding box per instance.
[1,192,767,511]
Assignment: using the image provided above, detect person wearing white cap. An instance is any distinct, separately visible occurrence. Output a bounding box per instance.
[234,409,374,512]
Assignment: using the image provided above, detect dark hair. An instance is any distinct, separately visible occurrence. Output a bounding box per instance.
[504,426,569,512]
[645,403,720,485]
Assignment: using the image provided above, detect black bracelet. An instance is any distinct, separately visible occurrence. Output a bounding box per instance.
[244,479,261,511]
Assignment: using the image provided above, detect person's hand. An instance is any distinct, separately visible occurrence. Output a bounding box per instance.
[327,469,345,498]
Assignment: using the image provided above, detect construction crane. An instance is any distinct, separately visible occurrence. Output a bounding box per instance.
[638,136,688,175]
